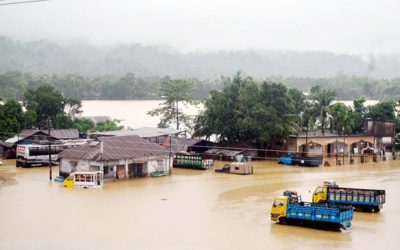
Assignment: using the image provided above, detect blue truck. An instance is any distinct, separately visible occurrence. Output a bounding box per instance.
[313,181,386,212]
[278,153,322,167]
[271,190,353,231]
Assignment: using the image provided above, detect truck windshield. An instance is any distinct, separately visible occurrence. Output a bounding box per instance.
[273,199,284,207]
[314,187,324,193]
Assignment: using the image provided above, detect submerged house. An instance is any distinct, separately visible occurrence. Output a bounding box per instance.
[287,131,375,158]
[58,135,171,179]
[90,127,185,145]
[286,120,397,158]
[1,129,79,159]
[162,137,214,154]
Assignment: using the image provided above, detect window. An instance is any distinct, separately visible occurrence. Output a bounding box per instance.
[273,199,284,207]
[315,187,325,194]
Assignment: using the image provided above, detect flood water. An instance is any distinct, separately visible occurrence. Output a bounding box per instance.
[1,159,399,249]
[81,100,202,129]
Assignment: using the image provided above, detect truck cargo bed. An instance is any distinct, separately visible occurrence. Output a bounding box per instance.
[328,187,386,212]
[285,202,353,230]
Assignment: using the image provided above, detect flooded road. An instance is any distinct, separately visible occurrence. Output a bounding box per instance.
[1,159,400,249]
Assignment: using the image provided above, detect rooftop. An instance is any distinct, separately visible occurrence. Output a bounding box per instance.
[59,135,169,161]
[91,127,185,138]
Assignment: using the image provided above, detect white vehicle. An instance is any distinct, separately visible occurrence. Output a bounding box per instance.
[63,171,104,189]
[16,140,87,168]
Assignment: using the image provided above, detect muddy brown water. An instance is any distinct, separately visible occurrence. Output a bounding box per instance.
[1,159,399,250]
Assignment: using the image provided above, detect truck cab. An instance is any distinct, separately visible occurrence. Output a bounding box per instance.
[313,181,337,203]
[271,196,288,222]
[312,185,328,203]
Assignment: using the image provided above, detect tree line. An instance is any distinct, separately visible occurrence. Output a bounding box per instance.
[1,71,400,101]
[0,71,220,101]
[1,73,399,149]
[190,73,400,148]
[2,36,400,79]
[0,85,122,140]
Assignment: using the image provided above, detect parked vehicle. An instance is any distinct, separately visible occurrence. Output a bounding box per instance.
[215,162,253,175]
[278,153,322,167]
[150,171,168,177]
[63,171,104,189]
[271,190,353,231]
[16,140,87,167]
[173,154,214,170]
[312,181,386,212]
[54,176,65,183]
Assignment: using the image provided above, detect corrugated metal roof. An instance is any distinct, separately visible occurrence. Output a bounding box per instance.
[59,135,169,161]
[162,137,204,153]
[91,127,185,138]
[49,129,79,139]
[5,129,79,145]
[83,116,112,124]
[204,148,243,157]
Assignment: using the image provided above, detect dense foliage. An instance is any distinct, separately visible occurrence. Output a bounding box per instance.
[193,74,300,145]
[193,74,400,145]
[0,71,220,101]
[1,71,400,101]
[0,85,123,140]
[2,36,400,79]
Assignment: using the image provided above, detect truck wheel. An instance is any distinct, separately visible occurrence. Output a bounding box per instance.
[278,217,286,225]
[372,206,380,213]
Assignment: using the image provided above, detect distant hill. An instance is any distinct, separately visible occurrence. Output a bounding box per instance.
[1,36,400,79]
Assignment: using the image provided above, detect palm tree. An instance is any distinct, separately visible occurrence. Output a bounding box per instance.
[310,86,336,135]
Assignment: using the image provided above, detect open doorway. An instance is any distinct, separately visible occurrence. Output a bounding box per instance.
[128,163,144,178]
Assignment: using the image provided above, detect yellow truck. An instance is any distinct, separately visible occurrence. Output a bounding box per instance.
[312,181,386,212]
[271,190,353,231]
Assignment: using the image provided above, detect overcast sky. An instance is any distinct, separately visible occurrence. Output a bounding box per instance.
[0,0,399,55]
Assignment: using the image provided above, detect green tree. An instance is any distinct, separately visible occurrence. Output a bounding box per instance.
[329,103,353,134]
[73,117,95,133]
[309,86,336,134]
[194,73,299,146]
[94,119,123,132]
[367,101,397,121]
[148,79,196,129]
[351,96,367,134]
[0,99,25,139]
[23,84,82,129]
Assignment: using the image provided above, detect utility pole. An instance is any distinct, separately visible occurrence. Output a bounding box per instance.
[168,135,172,175]
[47,117,52,181]
[342,127,345,165]
[176,101,179,130]
[335,129,339,166]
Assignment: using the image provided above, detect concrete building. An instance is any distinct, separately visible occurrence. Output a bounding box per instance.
[287,131,375,158]
[1,129,79,159]
[58,135,171,179]
[287,120,396,158]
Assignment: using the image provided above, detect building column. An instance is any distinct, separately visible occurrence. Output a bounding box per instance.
[322,145,327,159]
[125,159,129,180]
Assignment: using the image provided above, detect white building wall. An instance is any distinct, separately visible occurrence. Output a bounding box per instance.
[60,159,91,176]
[146,157,171,174]
[60,156,172,178]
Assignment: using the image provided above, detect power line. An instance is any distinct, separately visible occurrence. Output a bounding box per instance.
[0,0,51,6]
